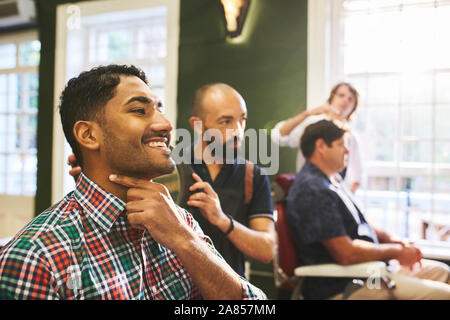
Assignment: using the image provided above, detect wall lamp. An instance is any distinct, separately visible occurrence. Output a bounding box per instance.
[220,0,251,38]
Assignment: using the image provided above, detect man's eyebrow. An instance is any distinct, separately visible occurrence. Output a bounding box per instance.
[125,96,155,105]
[217,115,234,121]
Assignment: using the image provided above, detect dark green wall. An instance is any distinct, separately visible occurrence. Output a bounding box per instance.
[177,0,307,176]
[177,0,308,299]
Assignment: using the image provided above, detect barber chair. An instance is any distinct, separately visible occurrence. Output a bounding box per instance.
[272,173,394,300]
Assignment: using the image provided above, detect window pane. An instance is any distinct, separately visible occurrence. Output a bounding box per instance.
[0,115,6,134]
[435,6,450,69]
[28,73,39,91]
[6,154,22,195]
[0,154,5,174]
[365,139,396,162]
[366,106,397,138]
[23,171,36,196]
[434,142,450,164]
[344,13,369,74]
[401,141,432,163]
[401,73,433,105]
[143,65,165,87]
[0,134,5,153]
[0,74,6,93]
[401,176,433,193]
[401,105,432,138]
[367,75,399,105]
[19,41,41,67]
[137,25,167,60]
[435,106,450,139]
[434,176,450,194]
[8,74,19,112]
[400,7,435,71]
[0,44,16,69]
[400,190,431,211]
[0,93,6,113]
[22,131,37,152]
[367,176,396,191]
[109,30,133,61]
[433,194,450,214]
[368,11,402,73]
[435,72,450,103]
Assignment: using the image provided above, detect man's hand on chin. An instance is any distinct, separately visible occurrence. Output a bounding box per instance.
[109,174,194,251]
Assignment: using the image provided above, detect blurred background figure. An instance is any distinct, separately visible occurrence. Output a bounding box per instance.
[271,82,362,193]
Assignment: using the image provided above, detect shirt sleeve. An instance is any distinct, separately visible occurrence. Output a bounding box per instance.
[248,166,274,221]
[239,278,267,300]
[0,241,59,300]
[178,206,267,300]
[271,115,328,149]
[287,188,347,245]
[345,131,362,186]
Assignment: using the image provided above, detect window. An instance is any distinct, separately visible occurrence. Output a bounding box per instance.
[0,31,40,196]
[52,0,180,202]
[326,0,450,241]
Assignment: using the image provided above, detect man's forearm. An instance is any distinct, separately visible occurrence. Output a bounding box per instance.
[171,228,244,300]
[323,236,403,266]
[216,218,276,264]
[346,239,403,265]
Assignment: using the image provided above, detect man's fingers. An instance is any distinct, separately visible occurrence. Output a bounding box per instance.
[192,173,203,183]
[69,167,82,177]
[67,153,78,167]
[189,179,215,196]
[188,192,207,202]
[126,212,147,231]
[187,199,205,208]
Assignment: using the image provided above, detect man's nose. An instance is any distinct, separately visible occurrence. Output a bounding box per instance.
[150,111,173,133]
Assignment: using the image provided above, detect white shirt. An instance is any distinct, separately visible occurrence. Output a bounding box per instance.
[271,114,363,186]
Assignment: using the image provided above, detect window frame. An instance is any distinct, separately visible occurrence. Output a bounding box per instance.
[307,0,450,245]
[0,29,39,238]
[52,0,180,203]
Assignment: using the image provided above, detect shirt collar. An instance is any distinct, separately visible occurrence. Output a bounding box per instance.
[74,172,126,232]
[303,160,332,183]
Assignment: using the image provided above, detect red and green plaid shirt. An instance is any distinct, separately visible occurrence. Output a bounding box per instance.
[0,173,266,300]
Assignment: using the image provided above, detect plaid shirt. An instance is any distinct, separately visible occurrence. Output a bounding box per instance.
[0,173,266,300]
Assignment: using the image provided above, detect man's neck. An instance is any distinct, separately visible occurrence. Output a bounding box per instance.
[82,163,154,202]
[194,141,223,182]
[307,157,336,179]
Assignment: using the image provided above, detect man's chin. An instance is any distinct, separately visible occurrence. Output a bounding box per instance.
[124,159,176,180]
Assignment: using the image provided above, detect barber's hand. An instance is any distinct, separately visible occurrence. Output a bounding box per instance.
[187,173,228,229]
[396,245,423,271]
[109,174,192,250]
[308,104,340,118]
[68,154,82,180]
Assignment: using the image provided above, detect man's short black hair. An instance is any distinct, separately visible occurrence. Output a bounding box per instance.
[300,120,346,159]
[59,64,148,167]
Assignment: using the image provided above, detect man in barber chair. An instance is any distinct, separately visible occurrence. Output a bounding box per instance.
[286,120,450,300]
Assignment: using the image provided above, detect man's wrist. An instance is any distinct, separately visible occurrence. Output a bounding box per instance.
[223,214,234,236]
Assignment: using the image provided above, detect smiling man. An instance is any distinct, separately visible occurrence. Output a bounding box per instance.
[0,65,266,300]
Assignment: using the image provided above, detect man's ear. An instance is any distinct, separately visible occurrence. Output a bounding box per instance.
[315,138,327,156]
[73,120,101,152]
[189,116,203,133]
